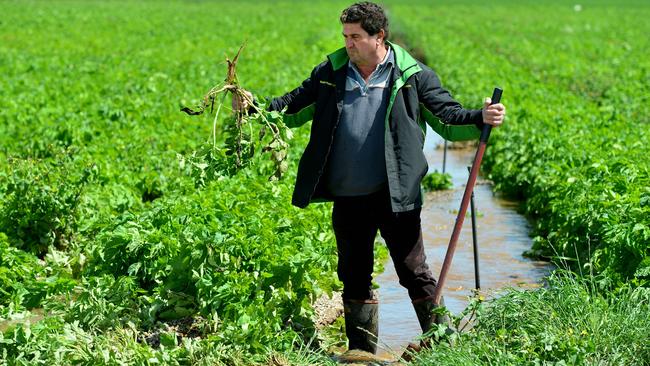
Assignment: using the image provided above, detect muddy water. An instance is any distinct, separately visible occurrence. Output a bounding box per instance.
[375,130,551,358]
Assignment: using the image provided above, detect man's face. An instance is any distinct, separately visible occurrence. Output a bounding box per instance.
[342,22,382,66]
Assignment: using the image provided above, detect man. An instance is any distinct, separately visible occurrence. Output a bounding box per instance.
[237,1,505,355]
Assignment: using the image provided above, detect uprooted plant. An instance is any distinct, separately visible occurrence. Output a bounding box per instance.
[180,45,292,184]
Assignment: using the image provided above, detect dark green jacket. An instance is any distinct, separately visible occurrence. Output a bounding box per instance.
[269,42,483,212]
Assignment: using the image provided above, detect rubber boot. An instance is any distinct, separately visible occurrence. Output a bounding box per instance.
[343,299,379,354]
[413,295,451,335]
[401,296,452,361]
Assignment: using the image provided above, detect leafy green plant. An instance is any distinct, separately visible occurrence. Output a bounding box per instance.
[421,171,452,191]
[0,154,96,256]
[44,274,147,331]
[181,46,292,183]
[0,233,76,314]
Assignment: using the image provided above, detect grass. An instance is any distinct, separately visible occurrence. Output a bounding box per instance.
[410,271,650,365]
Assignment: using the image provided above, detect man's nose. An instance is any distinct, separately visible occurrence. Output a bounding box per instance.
[345,39,354,48]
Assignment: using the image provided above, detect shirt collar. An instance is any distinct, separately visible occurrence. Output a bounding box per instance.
[348,47,394,76]
[379,47,394,69]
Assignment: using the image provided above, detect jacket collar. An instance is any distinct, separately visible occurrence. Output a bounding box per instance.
[327,41,421,80]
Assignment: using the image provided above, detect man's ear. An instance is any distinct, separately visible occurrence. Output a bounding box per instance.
[376,29,385,44]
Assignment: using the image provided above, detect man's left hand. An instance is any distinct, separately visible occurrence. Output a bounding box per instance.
[482,97,506,127]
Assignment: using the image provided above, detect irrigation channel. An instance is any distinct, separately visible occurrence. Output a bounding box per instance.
[374,128,551,358]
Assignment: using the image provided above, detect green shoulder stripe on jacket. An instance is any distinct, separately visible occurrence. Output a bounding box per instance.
[327,48,349,71]
[284,103,315,128]
[387,41,421,80]
[419,104,481,141]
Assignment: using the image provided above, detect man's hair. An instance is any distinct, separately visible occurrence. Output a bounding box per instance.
[340,2,389,41]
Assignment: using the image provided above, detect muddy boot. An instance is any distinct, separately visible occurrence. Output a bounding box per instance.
[401,296,452,362]
[343,299,379,354]
[413,296,451,335]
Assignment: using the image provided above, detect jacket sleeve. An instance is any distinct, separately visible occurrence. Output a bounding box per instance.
[267,63,322,129]
[417,66,484,141]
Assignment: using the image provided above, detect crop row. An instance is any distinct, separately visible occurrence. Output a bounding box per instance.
[0,1,351,363]
[391,0,650,283]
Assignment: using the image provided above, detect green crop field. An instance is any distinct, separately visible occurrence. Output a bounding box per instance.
[390,0,650,283]
[1,0,648,365]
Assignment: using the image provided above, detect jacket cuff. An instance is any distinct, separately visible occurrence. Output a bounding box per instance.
[471,109,485,130]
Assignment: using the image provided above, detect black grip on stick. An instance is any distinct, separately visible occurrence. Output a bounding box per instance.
[479,87,503,143]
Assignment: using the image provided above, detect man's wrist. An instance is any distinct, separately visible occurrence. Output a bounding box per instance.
[472,109,485,129]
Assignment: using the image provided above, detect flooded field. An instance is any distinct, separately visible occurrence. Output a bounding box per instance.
[375,132,551,358]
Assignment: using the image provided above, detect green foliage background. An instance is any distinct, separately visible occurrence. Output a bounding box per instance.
[1,0,649,364]
[0,1,350,363]
[389,0,650,283]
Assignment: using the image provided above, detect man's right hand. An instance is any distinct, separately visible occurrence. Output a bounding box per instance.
[481,97,506,127]
[232,89,254,112]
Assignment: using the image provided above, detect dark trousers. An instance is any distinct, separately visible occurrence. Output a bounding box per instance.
[332,188,437,301]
